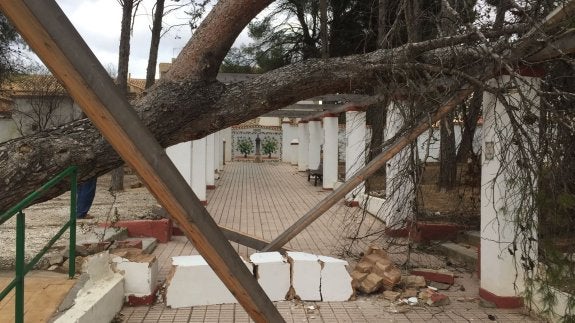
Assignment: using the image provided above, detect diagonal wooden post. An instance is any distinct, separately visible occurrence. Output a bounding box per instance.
[262,87,474,252]
[0,1,284,322]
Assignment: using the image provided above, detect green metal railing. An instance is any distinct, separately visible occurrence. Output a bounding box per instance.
[0,166,77,323]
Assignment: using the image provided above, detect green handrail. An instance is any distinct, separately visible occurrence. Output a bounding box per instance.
[0,166,77,323]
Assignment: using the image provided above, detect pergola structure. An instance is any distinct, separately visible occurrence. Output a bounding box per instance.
[2,0,574,322]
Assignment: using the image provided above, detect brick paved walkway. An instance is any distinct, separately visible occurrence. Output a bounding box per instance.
[120,162,541,322]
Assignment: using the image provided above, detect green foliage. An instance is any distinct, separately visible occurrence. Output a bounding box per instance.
[236,137,254,157]
[220,47,255,73]
[0,13,23,85]
[261,136,278,157]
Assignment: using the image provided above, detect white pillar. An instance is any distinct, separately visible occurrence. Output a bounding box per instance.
[217,131,224,170]
[290,139,299,166]
[345,109,366,202]
[308,120,322,170]
[205,134,215,189]
[381,101,415,226]
[223,127,232,162]
[281,119,292,163]
[213,131,221,173]
[298,121,309,171]
[480,75,540,305]
[166,141,193,186]
[323,114,339,190]
[191,138,207,203]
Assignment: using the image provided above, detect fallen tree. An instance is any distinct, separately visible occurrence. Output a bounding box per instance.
[0,0,572,211]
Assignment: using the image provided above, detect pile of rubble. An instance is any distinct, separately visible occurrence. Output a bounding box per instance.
[351,245,455,307]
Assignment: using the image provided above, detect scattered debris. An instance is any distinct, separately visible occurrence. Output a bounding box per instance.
[401,288,418,298]
[401,275,427,288]
[406,296,418,305]
[427,292,450,307]
[383,290,401,301]
[429,281,452,290]
[305,305,316,314]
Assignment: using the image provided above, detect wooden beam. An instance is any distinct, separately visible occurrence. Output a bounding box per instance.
[262,87,474,252]
[220,225,291,252]
[0,2,283,322]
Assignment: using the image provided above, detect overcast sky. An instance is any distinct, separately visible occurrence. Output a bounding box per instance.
[52,0,252,79]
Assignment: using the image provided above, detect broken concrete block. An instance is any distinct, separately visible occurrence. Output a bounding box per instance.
[355,261,373,273]
[165,255,249,308]
[351,271,368,289]
[359,273,383,294]
[111,249,158,304]
[54,251,124,323]
[250,252,290,301]
[381,267,402,290]
[411,268,454,285]
[318,255,353,302]
[383,290,401,301]
[401,275,427,288]
[287,252,321,301]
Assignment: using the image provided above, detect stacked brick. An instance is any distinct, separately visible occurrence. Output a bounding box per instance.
[351,246,401,294]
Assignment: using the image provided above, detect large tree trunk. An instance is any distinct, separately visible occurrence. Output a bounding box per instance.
[456,89,482,162]
[437,0,458,191]
[110,0,135,192]
[145,0,165,89]
[438,113,457,190]
[0,0,543,212]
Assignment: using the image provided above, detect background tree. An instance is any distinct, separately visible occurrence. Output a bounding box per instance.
[8,64,71,135]
[145,0,211,89]
[261,136,278,158]
[0,12,22,85]
[110,0,142,192]
[236,137,254,158]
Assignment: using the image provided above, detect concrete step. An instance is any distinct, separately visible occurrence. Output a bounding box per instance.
[437,242,478,271]
[457,230,480,248]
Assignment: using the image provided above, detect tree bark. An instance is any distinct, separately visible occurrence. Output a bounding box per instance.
[437,0,458,191]
[145,0,165,89]
[438,113,457,190]
[320,0,328,59]
[110,0,135,192]
[0,0,539,212]
[456,89,482,162]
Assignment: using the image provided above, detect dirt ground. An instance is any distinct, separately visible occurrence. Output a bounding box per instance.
[367,162,481,227]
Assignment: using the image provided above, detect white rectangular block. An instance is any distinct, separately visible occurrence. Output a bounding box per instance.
[318,255,353,301]
[165,255,250,308]
[287,251,321,301]
[112,252,158,296]
[250,252,290,301]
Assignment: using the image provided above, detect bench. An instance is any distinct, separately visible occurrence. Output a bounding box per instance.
[307,164,323,186]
